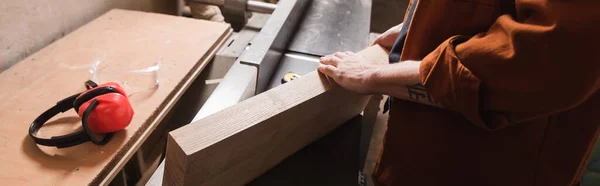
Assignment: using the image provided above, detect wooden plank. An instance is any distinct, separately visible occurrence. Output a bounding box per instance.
[0,9,230,186]
[163,45,390,186]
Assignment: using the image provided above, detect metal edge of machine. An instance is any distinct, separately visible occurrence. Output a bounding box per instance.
[239,0,313,94]
[192,0,312,121]
[144,0,377,184]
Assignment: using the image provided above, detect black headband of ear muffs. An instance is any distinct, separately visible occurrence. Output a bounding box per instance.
[73,86,120,112]
[29,81,122,148]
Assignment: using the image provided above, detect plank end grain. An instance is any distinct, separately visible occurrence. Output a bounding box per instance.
[163,135,187,186]
[163,45,390,186]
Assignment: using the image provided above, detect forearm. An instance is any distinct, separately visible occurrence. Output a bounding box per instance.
[370,61,443,108]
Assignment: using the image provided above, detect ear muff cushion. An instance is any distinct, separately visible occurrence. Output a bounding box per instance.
[74,82,133,133]
[78,93,134,133]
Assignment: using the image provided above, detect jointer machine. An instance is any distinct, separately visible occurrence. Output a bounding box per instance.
[146,0,378,185]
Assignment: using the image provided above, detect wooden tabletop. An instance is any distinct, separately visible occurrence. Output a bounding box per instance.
[0,9,230,186]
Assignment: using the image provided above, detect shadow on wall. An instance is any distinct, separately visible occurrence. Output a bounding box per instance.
[0,0,178,73]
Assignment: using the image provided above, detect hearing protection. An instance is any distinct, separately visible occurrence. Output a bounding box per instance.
[29,81,134,148]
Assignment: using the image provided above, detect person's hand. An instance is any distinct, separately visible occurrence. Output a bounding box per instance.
[371,23,403,50]
[318,52,387,94]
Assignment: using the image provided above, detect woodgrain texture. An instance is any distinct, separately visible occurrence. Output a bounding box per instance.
[163,45,390,186]
[0,9,230,186]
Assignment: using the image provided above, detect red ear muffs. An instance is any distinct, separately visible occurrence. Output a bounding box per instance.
[29,81,134,148]
[74,82,134,133]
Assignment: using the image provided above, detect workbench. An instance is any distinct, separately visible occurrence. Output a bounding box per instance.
[0,9,231,185]
[0,0,375,185]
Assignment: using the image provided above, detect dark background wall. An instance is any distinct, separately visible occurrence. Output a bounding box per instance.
[371,0,409,33]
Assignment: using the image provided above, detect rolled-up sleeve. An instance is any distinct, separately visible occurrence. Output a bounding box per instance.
[420,6,600,130]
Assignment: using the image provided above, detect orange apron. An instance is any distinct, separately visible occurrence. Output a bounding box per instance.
[373,0,600,185]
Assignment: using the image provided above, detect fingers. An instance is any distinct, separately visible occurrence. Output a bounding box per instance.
[317,64,336,77]
[320,55,341,67]
[333,52,348,58]
[320,51,354,67]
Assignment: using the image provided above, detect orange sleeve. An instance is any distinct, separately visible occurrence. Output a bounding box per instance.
[419,2,600,130]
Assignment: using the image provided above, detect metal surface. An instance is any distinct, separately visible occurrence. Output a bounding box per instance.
[221,13,271,57]
[190,0,373,131]
[248,1,278,13]
[190,13,271,122]
[145,1,374,185]
[189,13,271,111]
[188,0,277,14]
[192,60,257,121]
[288,0,372,56]
[267,52,319,90]
[240,0,313,94]
[191,0,313,120]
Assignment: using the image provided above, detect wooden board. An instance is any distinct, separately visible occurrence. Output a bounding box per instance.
[162,45,390,186]
[0,9,231,186]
